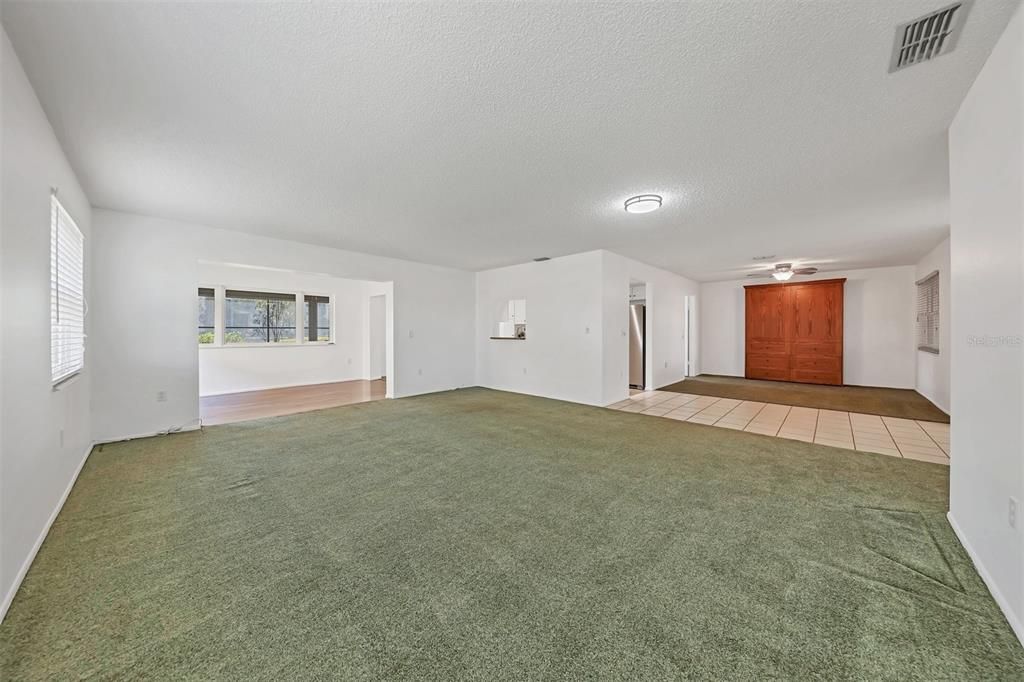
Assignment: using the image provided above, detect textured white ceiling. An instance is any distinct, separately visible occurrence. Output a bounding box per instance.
[2,1,1018,280]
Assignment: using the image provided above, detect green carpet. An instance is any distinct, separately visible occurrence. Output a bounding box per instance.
[661,374,951,423]
[1,388,1018,679]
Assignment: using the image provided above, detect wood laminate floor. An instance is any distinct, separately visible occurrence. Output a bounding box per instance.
[200,379,386,425]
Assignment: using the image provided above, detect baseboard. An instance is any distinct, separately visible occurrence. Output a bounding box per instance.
[94,421,201,445]
[0,443,94,624]
[947,511,1024,646]
[199,376,371,397]
[914,387,950,415]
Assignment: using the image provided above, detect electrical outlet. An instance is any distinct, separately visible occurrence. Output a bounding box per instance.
[585,326,590,334]
[664,361,668,368]
[1010,497,1018,529]
[418,368,423,376]
[409,329,414,339]
[347,358,352,365]
[523,367,527,375]
[156,391,167,403]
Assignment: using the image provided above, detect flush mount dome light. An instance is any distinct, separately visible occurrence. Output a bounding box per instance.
[624,194,662,214]
[772,270,795,281]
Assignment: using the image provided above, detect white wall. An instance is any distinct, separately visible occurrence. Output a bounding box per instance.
[699,266,917,389]
[475,251,605,405]
[474,250,698,407]
[601,251,698,406]
[915,238,951,413]
[1,29,93,619]
[197,263,382,396]
[90,210,474,442]
[947,3,1023,644]
[367,293,387,379]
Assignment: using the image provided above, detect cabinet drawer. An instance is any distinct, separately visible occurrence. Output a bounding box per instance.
[747,340,789,354]
[792,341,841,357]
[792,356,841,372]
[747,354,790,371]
[791,369,841,385]
[747,367,790,381]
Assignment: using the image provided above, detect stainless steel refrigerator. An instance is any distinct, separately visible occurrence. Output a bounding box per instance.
[629,303,645,389]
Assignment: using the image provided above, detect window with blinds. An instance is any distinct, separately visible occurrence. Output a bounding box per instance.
[50,195,86,384]
[916,271,940,354]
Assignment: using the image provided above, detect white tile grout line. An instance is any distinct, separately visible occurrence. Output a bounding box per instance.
[611,392,951,464]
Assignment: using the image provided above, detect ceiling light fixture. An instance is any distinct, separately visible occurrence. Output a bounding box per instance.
[624,194,662,214]
[772,270,795,281]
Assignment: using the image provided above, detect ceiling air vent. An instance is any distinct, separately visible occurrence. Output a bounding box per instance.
[889,1,972,73]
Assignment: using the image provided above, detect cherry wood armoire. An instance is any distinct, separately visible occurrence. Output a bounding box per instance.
[744,278,845,385]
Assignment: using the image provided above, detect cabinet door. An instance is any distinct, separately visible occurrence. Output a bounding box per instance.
[745,286,792,380]
[790,282,843,385]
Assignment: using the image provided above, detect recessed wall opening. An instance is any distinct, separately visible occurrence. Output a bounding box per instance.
[195,261,393,425]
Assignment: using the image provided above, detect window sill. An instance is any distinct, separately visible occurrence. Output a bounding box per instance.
[199,342,335,349]
[52,371,83,391]
[917,346,940,355]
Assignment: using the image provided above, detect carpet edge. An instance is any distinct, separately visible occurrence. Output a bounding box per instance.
[0,442,94,624]
[947,511,1024,648]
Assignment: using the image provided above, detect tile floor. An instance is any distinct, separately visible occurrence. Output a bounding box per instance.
[609,390,950,465]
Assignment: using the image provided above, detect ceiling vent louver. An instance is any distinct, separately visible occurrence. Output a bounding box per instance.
[889,1,972,73]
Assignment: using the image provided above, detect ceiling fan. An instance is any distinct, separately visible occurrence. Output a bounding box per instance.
[745,262,819,281]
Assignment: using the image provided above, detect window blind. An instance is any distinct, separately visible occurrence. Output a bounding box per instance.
[51,195,86,384]
[916,271,939,353]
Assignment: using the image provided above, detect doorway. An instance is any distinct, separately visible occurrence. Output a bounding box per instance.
[368,294,387,380]
[684,294,696,378]
[629,281,647,391]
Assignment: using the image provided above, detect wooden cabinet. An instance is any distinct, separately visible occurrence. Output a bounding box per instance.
[744,279,844,385]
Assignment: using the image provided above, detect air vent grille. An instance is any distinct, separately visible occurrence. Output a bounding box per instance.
[889,1,971,73]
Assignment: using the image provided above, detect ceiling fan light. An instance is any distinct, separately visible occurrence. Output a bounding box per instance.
[624,194,662,214]
[772,270,794,281]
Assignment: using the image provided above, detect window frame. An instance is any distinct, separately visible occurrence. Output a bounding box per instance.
[223,288,299,345]
[916,271,940,354]
[303,294,333,344]
[197,285,334,348]
[197,287,216,344]
[50,194,86,387]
